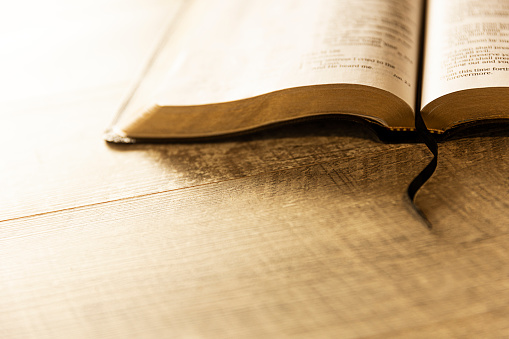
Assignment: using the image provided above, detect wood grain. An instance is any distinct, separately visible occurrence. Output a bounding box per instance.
[0,100,426,222]
[2,1,509,338]
[2,148,509,338]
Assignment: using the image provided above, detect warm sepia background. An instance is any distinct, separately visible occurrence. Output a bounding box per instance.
[1,1,509,338]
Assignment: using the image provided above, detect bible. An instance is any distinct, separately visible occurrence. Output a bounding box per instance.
[105,0,509,143]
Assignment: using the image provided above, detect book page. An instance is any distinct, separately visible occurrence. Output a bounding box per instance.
[422,0,509,108]
[154,0,422,109]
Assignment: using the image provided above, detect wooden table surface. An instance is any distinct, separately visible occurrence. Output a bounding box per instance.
[2,1,509,338]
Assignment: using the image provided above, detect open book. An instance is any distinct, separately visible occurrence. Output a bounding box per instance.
[105,0,509,142]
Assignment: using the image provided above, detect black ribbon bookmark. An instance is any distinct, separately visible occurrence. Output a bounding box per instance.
[406,111,438,228]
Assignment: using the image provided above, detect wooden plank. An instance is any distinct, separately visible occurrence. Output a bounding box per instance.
[0,0,183,220]
[0,95,429,221]
[3,98,509,232]
[2,150,509,338]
